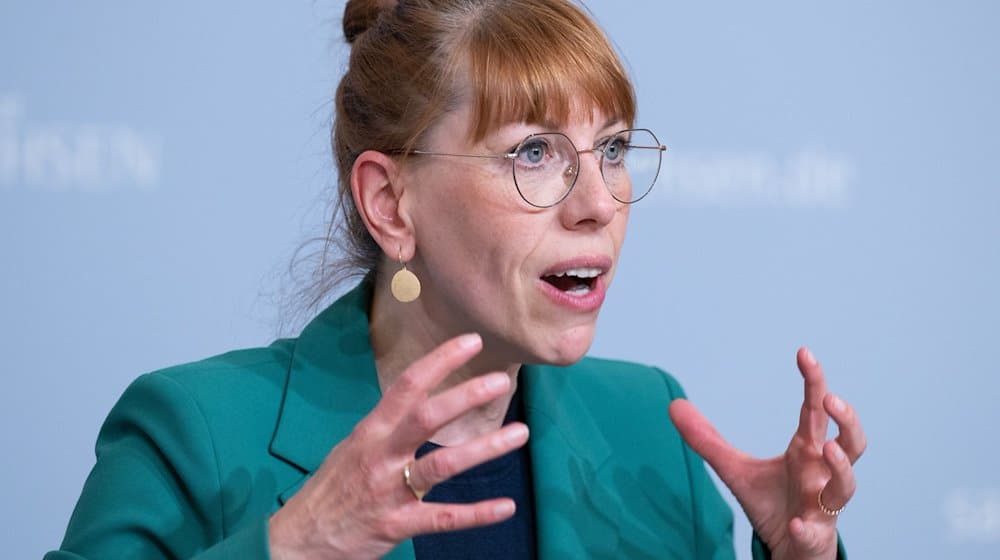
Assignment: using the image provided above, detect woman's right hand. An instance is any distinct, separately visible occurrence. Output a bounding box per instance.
[267,333,529,560]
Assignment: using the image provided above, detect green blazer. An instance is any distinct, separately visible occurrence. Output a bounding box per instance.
[47,280,832,559]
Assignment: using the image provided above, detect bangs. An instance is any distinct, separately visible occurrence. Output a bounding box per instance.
[460,2,636,141]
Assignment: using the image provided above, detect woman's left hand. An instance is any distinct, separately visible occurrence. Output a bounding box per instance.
[668,348,866,560]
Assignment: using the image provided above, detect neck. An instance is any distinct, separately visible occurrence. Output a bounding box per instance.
[369,272,520,447]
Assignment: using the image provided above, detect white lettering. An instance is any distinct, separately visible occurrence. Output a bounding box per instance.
[945,488,1000,541]
[108,127,161,190]
[0,92,161,192]
[23,126,76,188]
[654,148,853,208]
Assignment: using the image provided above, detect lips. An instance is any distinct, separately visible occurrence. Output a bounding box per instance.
[541,267,603,294]
[538,257,612,311]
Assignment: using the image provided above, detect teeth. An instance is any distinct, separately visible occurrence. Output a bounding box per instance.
[552,267,602,279]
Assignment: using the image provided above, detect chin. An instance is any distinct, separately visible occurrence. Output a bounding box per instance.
[532,325,596,366]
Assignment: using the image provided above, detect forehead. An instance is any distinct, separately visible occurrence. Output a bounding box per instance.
[462,71,635,145]
[451,3,636,143]
[428,96,623,148]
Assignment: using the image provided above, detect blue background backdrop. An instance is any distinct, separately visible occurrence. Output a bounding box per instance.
[3,1,998,557]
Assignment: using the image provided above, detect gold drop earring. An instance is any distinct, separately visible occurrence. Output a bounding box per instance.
[390,249,421,303]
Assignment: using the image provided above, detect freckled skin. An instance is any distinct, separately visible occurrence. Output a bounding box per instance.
[397,101,630,368]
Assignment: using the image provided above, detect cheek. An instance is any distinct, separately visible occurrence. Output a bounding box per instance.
[411,167,535,281]
[610,205,631,252]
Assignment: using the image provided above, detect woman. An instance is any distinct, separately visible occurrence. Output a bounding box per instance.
[47,0,864,558]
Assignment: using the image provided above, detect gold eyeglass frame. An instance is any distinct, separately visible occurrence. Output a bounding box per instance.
[391,128,668,208]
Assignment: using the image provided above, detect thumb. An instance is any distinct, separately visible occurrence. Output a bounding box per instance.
[668,399,750,486]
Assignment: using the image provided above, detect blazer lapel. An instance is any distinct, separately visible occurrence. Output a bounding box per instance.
[270,279,382,485]
[267,280,416,560]
[523,363,627,558]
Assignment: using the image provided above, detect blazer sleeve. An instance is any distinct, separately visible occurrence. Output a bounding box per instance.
[44,372,272,560]
[659,369,848,560]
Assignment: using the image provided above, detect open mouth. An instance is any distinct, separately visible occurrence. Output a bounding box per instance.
[541,267,602,296]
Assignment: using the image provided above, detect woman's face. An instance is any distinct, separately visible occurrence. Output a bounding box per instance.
[399,100,631,366]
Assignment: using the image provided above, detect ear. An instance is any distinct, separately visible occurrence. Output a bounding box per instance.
[350,150,415,262]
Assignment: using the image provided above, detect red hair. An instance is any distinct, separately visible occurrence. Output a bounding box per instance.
[299,0,636,311]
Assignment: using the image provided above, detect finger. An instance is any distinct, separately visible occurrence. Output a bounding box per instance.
[668,399,753,489]
[796,347,830,444]
[817,439,856,515]
[407,423,529,492]
[392,371,512,450]
[824,393,867,463]
[390,499,516,539]
[377,333,483,422]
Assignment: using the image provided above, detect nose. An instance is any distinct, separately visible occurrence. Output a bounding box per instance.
[558,151,619,230]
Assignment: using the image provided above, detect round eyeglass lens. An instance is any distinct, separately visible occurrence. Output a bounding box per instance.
[601,128,663,204]
[511,133,579,208]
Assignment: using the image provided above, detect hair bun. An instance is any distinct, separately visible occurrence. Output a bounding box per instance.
[343,0,396,44]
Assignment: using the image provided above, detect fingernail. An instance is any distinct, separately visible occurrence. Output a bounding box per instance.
[504,424,529,445]
[484,373,508,393]
[458,333,481,349]
[494,501,515,517]
[804,348,817,366]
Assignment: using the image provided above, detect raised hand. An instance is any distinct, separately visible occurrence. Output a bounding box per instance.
[669,348,866,560]
[268,333,529,560]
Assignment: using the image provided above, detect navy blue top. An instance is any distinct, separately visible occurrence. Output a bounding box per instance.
[412,386,537,560]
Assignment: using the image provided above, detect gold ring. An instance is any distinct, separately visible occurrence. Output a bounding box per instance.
[403,461,426,501]
[817,489,845,516]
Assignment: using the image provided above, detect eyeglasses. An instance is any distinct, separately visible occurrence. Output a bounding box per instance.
[396,128,667,208]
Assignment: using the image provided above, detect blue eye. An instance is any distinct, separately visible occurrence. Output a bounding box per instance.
[517,139,549,165]
[603,136,628,163]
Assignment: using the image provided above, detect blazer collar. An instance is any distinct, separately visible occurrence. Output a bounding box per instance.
[269,280,636,557]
